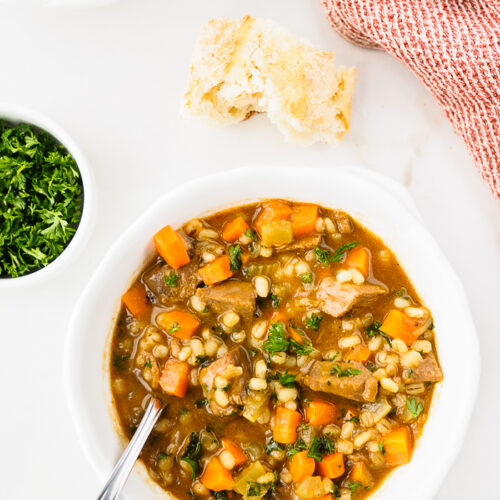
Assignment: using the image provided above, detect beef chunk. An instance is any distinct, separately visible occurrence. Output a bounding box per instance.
[277,234,322,252]
[143,259,201,305]
[196,280,256,320]
[403,352,443,383]
[304,360,378,402]
[199,346,251,416]
[333,211,353,233]
[316,278,386,318]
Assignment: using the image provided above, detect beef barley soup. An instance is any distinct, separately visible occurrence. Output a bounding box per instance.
[109,200,442,500]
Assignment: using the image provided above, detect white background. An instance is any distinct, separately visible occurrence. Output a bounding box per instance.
[0,0,499,498]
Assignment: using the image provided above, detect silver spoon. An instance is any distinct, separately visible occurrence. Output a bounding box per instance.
[97,396,166,500]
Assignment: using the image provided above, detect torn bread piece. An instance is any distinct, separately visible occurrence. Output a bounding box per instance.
[183,16,357,145]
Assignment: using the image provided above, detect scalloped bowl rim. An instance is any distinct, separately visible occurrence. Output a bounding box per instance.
[64,165,479,500]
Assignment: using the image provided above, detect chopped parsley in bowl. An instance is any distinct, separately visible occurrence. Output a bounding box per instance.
[0,104,94,286]
[0,120,84,278]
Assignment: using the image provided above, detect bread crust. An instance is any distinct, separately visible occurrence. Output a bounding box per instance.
[183,16,357,145]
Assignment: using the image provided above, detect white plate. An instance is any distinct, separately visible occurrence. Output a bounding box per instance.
[64,165,479,500]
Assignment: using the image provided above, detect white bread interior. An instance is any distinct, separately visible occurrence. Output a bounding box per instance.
[183,16,357,145]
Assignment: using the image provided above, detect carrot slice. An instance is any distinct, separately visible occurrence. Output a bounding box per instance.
[317,452,345,479]
[344,345,371,363]
[220,439,246,467]
[380,309,423,346]
[383,426,413,466]
[289,450,315,483]
[350,461,374,488]
[222,216,250,242]
[273,407,302,444]
[153,225,190,270]
[201,457,235,491]
[289,326,308,345]
[305,400,337,426]
[198,256,234,285]
[291,205,318,237]
[121,281,151,320]
[254,201,292,235]
[345,246,370,277]
[270,310,288,324]
[157,310,200,339]
[159,360,189,397]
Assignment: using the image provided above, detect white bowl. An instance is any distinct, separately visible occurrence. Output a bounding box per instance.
[0,103,96,288]
[64,166,479,500]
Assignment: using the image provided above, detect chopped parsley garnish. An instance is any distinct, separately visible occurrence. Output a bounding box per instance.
[202,305,209,314]
[195,398,208,408]
[366,321,392,347]
[0,121,83,278]
[265,437,285,454]
[228,244,243,271]
[299,272,313,284]
[178,408,189,416]
[394,288,405,297]
[263,321,289,355]
[157,451,171,460]
[406,398,424,419]
[112,353,129,371]
[246,482,262,497]
[164,271,178,287]
[305,313,323,330]
[314,242,359,267]
[330,364,362,377]
[167,321,181,334]
[195,355,211,367]
[286,437,308,457]
[289,336,314,356]
[270,293,281,309]
[213,492,229,500]
[181,432,202,480]
[244,228,257,241]
[268,370,297,388]
[347,415,360,423]
[378,441,385,455]
[407,368,413,378]
[144,359,152,369]
[348,481,363,495]
[307,436,335,462]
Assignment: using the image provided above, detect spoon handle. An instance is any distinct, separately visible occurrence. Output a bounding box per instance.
[97,396,165,500]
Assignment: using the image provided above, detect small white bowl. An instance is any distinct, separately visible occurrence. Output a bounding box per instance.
[64,166,479,500]
[0,103,95,288]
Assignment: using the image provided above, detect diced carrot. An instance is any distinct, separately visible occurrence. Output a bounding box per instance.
[305,400,337,426]
[273,407,302,444]
[254,201,293,235]
[121,281,151,320]
[289,326,308,345]
[220,439,246,467]
[270,310,288,324]
[344,345,371,363]
[157,310,200,339]
[350,462,374,488]
[317,452,345,479]
[380,309,423,346]
[153,225,190,270]
[222,216,250,242]
[159,360,189,397]
[383,427,413,466]
[345,246,370,277]
[291,205,318,237]
[198,256,234,285]
[289,450,315,483]
[201,456,235,491]
[315,496,333,500]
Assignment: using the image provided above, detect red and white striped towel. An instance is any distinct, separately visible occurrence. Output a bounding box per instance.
[322,0,500,202]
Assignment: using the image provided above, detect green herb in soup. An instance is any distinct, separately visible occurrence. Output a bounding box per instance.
[110,200,442,500]
[0,121,83,278]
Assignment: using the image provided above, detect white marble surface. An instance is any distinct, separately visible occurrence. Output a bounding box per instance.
[0,0,498,498]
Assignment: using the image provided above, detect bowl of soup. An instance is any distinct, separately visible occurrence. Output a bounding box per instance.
[64,165,479,500]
